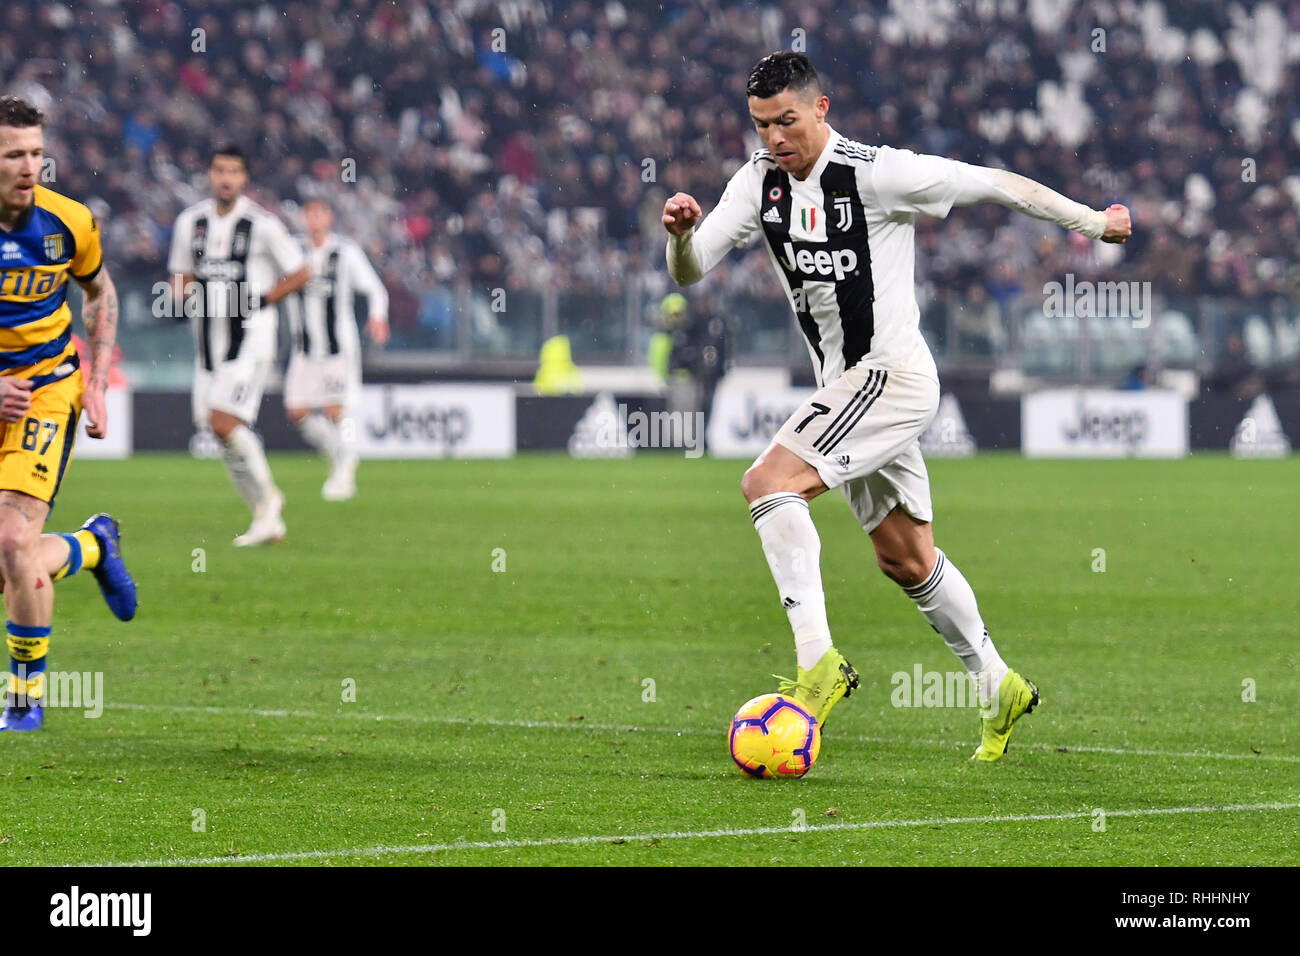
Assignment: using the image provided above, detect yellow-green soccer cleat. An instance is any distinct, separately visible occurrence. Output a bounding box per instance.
[774,648,860,729]
[973,670,1040,762]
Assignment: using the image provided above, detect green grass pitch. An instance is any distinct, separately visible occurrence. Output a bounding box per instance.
[2,451,1296,866]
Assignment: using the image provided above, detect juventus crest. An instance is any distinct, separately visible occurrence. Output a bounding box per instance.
[833,196,853,229]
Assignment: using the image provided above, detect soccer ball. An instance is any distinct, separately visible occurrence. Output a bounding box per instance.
[729,693,821,779]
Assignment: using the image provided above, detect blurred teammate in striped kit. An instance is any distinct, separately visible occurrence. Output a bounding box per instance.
[282,198,388,501]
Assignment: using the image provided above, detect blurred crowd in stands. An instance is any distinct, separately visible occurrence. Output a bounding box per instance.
[3,0,1299,364]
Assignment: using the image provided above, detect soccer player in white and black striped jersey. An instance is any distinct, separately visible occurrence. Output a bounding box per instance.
[282,198,389,501]
[664,53,1132,760]
[168,145,309,546]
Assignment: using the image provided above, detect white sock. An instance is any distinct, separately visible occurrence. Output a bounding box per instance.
[221,435,259,510]
[335,414,357,470]
[223,425,277,512]
[749,493,832,671]
[902,549,1007,702]
[297,413,342,463]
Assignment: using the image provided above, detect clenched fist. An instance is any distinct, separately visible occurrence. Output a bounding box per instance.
[662,193,702,236]
[1101,203,1132,243]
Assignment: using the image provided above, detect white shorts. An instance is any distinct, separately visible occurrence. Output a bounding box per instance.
[283,352,360,411]
[772,365,940,533]
[193,358,271,428]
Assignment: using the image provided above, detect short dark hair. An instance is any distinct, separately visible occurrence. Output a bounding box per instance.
[209,143,247,168]
[0,95,43,129]
[746,52,822,100]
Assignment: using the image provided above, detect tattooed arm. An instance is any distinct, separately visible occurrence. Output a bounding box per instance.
[77,266,119,439]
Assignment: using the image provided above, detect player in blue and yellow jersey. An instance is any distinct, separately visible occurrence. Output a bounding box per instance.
[0,95,137,731]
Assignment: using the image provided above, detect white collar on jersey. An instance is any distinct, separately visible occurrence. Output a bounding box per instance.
[791,125,842,183]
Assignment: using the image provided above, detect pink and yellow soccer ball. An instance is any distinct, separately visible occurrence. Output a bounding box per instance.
[728,693,821,779]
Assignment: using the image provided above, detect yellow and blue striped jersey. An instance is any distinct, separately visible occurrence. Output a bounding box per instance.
[0,184,102,387]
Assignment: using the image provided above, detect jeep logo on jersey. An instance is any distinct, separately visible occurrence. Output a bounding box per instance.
[777,241,859,281]
[306,275,335,296]
[196,259,246,282]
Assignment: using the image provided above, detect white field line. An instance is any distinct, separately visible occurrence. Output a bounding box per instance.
[91,801,1300,867]
[106,701,1300,764]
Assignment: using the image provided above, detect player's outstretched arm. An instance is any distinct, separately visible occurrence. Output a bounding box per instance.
[262,265,310,307]
[259,215,310,309]
[77,266,119,438]
[663,172,762,286]
[951,164,1131,243]
[664,192,706,285]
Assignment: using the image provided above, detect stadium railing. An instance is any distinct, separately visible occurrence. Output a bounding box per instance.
[97,272,1299,390]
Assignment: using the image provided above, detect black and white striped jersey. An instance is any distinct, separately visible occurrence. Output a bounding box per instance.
[167,195,304,369]
[282,233,388,359]
[679,127,969,386]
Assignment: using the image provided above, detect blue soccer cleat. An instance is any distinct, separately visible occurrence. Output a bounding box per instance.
[80,513,137,622]
[0,701,44,732]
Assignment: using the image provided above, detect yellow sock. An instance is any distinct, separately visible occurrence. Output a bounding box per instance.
[75,528,101,569]
[50,529,100,582]
[7,624,50,704]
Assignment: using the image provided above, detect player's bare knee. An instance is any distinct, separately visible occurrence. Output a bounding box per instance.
[740,463,770,503]
[875,550,929,588]
[0,526,37,578]
[210,411,239,439]
[742,463,821,503]
[742,463,793,502]
[874,550,905,583]
[0,536,17,576]
[286,408,308,426]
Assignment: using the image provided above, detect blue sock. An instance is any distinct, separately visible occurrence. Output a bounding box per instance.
[51,533,83,582]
